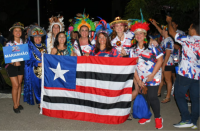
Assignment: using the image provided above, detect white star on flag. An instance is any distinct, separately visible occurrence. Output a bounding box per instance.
[49,62,69,82]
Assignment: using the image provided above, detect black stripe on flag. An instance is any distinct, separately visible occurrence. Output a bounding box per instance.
[76,72,134,82]
[43,95,131,109]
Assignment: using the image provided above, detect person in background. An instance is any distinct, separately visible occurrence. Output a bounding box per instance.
[46,15,65,54]
[6,22,25,113]
[0,32,6,46]
[166,16,199,130]
[150,19,174,103]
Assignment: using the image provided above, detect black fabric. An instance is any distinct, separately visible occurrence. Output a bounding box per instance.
[143,85,160,118]
[6,61,24,77]
[76,71,134,82]
[165,65,175,71]
[43,95,131,109]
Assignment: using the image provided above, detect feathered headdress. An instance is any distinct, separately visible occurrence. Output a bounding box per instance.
[65,31,74,55]
[95,17,113,36]
[28,25,46,37]
[73,11,95,32]
[48,14,65,33]
[129,9,150,33]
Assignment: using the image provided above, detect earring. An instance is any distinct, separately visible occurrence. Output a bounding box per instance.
[131,38,137,45]
[144,37,148,44]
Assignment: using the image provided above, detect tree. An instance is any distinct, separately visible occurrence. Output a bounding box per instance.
[124,0,199,30]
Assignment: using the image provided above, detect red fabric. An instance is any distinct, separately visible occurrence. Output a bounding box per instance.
[42,108,129,124]
[130,22,150,32]
[44,86,132,97]
[77,56,138,66]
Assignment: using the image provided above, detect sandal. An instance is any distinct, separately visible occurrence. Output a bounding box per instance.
[161,98,170,103]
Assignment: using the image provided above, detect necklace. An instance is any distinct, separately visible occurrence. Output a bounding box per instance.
[34,43,42,48]
[116,33,124,46]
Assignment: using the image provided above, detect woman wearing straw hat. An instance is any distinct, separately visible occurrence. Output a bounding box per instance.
[6,22,25,113]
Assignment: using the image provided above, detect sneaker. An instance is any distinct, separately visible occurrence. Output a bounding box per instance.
[173,121,194,128]
[155,117,163,129]
[138,118,151,124]
[191,125,197,129]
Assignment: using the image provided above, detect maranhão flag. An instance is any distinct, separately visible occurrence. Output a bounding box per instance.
[40,54,137,124]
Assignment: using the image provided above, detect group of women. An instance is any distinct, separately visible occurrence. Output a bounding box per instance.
[5,11,178,129]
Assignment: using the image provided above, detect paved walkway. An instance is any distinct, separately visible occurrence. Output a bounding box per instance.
[0,86,198,131]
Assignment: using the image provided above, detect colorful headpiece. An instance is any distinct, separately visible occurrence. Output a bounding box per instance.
[130,9,150,33]
[9,22,24,31]
[73,11,95,32]
[95,17,113,36]
[110,17,128,28]
[28,25,46,37]
[48,14,65,33]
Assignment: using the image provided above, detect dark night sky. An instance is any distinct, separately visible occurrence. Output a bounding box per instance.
[1,0,128,37]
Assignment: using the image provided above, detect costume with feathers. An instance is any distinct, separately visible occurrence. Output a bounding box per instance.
[24,26,47,105]
[46,15,65,54]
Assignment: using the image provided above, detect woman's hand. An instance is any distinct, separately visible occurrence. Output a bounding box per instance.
[84,53,90,56]
[138,79,145,88]
[15,62,21,66]
[120,47,127,56]
[38,63,42,67]
[146,73,154,82]
[150,19,157,26]
[150,39,159,47]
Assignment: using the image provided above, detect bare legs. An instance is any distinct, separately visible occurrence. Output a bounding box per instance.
[10,75,23,109]
[161,71,172,103]
[132,77,139,101]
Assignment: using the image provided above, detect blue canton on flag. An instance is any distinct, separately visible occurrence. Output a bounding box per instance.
[44,54,77,89]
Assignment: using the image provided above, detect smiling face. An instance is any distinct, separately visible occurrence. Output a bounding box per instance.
[114,23,125,34]
[135,31,146,43]
[98,33,107,46]
[13,27,22,39]
[52,24,60,36]
[79,26,89,38]
[58,33,66,45]
[34,36,42,44]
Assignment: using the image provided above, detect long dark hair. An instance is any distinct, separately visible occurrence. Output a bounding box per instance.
[131,33,151,50]
[54,31,67,48]
[95,32,112,53]
[7,28,25,43]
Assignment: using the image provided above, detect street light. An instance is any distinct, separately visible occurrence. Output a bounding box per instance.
[37,0,40,26]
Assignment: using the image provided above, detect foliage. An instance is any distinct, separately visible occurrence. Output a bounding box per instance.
[0,44,5,66]
[124,0,199,30]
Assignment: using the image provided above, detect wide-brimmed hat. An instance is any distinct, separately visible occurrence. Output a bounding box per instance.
[28,25,46,37]
[110,17,128,28]
[9,22,24,31]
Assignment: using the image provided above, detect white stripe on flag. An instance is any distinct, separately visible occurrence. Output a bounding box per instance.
[77,64,136,74]
[76,79,133,91]
[42,101,131,116]
[43,89,131,104]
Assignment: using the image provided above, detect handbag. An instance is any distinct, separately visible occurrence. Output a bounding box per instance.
[132,94,152,119]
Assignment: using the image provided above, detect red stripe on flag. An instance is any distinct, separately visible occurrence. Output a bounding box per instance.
[42,108,129,124]
[77,56,138,66]
[44,86,132,97]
